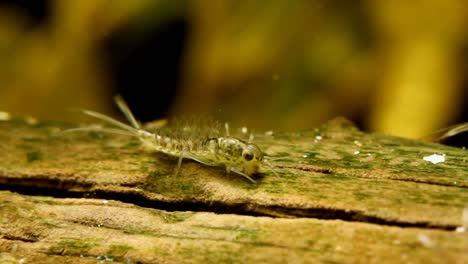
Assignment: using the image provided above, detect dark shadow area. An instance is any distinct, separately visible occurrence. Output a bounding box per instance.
[102,19,188,122]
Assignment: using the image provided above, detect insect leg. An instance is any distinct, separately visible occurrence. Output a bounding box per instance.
[184,153,218,167]
[174,151,185,176]
[248,133,255,143]
[229,168,256,183]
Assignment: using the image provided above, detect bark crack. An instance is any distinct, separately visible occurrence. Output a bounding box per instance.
[1,234,39,243]
[0,180,457,232]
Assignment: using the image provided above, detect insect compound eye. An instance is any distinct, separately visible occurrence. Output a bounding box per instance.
[243,151,254,161]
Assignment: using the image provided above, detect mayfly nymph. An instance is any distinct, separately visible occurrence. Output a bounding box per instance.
[72,96,264,183]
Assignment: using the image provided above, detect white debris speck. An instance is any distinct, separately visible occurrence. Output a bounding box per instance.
[0,111,11,121]
[303,154,308,158]
[102,200,108,204]
[455,227,466,233]
[315,135,323,141]
[423,154,446,164]
[104,256,114,262]
[265,130,274,136]
[353,150,360,155]
[19,258,26,264]
[417,233,434,247]
[241,126,248,134]
[354,140,362,146]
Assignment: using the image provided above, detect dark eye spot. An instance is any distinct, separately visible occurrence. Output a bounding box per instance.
[243,152,254,161]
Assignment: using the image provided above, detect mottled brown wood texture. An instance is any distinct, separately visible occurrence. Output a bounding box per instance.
[0,117,466,263]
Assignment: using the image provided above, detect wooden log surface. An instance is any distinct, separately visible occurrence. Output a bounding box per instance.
[0,117,466,263]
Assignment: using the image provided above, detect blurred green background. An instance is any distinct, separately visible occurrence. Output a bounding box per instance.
[0,0,467,139]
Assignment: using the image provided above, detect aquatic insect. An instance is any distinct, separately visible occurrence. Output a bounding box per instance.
[71,96,265,183]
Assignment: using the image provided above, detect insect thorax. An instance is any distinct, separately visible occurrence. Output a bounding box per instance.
[204,137,264,175]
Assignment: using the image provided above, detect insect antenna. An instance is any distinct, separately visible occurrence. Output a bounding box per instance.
[422,122,468,142]
[261,155,287,186]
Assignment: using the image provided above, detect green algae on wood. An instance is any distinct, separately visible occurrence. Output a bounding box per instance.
[0,191,466,264]
[0,117,466,226]
[0,117,467,262]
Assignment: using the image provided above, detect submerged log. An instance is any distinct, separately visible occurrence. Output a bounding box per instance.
[0,117,466,263]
